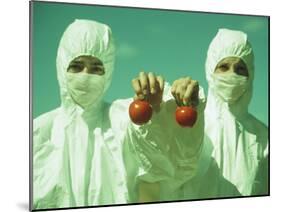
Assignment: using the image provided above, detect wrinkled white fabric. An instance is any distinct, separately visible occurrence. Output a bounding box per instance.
[203,28,268,196]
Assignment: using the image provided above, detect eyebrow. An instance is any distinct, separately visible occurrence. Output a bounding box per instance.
[235,62,247,69]
[236,65,246,69]
[90,61,103,65]
[217,62,229,67]
[71,59,103,64]
[69,61,83,65]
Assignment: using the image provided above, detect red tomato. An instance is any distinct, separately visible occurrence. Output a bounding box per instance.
[129,100,153,125]
[175,106,197,127]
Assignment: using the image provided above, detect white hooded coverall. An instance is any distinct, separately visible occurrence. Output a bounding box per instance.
[33,19,142,209]
[200,29,268,197]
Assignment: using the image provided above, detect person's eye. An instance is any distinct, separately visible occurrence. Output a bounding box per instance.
[219,64,229,71]
[93,62,103,66]
[68,64,84,73]
[236,66,248,76]
[89,66,105,75]
[237,67,244,73]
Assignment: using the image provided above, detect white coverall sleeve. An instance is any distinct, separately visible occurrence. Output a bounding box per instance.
[126,83,206,184]
[126,107,175,183]
[161,83,206,185]
[253,123,269,195]
[32,110,62,209]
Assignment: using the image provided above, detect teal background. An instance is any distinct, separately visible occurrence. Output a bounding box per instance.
[32,1,269,125]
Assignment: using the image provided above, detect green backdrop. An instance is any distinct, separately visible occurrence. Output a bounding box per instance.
[32,1,269,125]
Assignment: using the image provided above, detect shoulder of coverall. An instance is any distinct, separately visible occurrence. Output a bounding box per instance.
[33,108,61,141]
[242,113,268,158]
[244,113,268,139]
[242,113,268,134]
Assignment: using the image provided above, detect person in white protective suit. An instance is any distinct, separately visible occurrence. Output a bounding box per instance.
[33,19,127,209]
[33,18,206,209]
[32,19,154,209]
[197,28,269,198]
[135,29,268,200]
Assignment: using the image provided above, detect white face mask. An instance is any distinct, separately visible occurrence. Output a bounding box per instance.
[211,72,249,104]
[66,72,105,109]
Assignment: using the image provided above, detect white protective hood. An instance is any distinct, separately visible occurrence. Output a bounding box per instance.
[56,19,115,115]
[205,28,254,119]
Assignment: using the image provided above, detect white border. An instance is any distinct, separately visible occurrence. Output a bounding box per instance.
[0,0,279,211]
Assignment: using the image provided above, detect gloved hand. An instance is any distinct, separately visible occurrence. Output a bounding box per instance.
[131,71,165,111]
[171,77,199,107]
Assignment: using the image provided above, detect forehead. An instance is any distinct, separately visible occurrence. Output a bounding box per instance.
[71,55,102,63]
[217,56,245,65]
